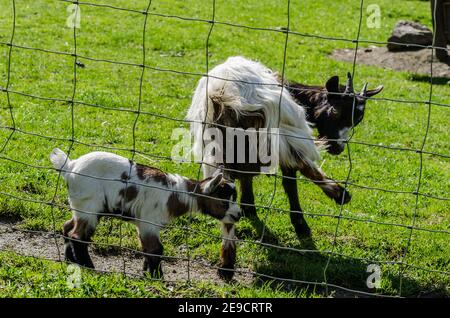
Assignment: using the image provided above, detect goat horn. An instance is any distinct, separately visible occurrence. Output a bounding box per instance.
[344,72,354,94]
[360,82,368,97]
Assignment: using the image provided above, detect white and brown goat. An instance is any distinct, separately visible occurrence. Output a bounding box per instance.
[186,56,383,238]
[50,148,241,280]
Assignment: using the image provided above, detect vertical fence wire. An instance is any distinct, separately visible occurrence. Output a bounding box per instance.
[47,0,82,265]
[323,0,366,297]
[119,0,153,280]
[0,0,15,155]
[188,0,217,281]
[259,0,291,243]
[398,0,437,298]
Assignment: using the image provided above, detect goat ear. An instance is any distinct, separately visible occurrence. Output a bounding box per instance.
[203,173,223,194]
[365,85,384,97]
[325,76,340,94]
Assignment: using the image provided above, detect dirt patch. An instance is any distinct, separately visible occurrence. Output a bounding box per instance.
[0,223,383,297]
[330,46,450,80]
[0,223,253,285]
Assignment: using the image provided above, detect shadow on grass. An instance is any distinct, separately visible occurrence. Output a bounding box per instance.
[241,214,447,298]
[409,74,450,85]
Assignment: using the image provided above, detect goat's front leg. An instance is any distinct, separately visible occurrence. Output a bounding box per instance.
[139,229,164,278]
[298,162,351,205]
[239,176,256,217]
[281,167,311,238]
[218,222,236,281]
[63,216,95,268]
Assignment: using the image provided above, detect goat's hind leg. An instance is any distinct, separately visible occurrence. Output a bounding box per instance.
[298,162,351,205]
[239,176,257,217]
[138,226,163,278]
[64,200,100,268]
[62,218,76,263]
[63,216,96,268]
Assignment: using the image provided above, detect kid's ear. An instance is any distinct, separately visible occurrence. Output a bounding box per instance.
[214,164,232,181]
[202,173,223,194]
[325,75,340,94]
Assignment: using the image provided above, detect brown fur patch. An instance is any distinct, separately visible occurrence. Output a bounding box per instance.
[120,171,129,180]
[63,218,75,236]
[196,179,236,220]
[167,193,190,218]
[135,164,168,185]
[119,185,139,203]
[221,242,236,268]
[212,99,265,130]
[68,218,93,241]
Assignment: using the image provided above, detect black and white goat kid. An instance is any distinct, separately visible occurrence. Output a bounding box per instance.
[50,148,241,280]
[186,56,383,238]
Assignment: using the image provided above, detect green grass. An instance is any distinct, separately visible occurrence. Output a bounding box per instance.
[0,0,449,297]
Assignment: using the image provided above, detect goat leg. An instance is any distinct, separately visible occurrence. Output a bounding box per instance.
[140,233,164,278]
[218,223,236,281]
[281,167,311,238]
[298,163,351,205]
[62,218,76,263]
[65,218,95,268]
[239,176,257,217]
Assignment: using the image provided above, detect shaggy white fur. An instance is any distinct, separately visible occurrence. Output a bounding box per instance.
[186,56,320,176]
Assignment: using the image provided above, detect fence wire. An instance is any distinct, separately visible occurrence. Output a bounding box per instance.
[0,0,448,298]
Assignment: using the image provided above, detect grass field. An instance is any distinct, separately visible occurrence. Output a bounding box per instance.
[0,0,448,297]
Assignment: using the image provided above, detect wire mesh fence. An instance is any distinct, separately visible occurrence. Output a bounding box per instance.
[0,0,448,298]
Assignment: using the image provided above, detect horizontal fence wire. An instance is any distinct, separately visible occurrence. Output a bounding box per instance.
[0,0,448,298]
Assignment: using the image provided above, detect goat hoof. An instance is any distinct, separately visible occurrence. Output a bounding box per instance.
[218,267,235,281]
[149,271,163,279]
[144,269,163,279]
[336,188,351,205]
[144,262,163,279]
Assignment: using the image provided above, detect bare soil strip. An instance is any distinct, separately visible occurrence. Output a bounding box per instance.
[0,223,254,285]
[331,46,450,79]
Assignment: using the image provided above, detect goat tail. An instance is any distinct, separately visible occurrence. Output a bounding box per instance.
[50,148,72,178]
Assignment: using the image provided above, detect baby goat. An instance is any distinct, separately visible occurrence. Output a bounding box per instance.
[50,148,241,280]
[186,56,382,238]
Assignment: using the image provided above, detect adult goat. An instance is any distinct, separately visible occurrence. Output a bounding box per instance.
[186,56,383,237]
